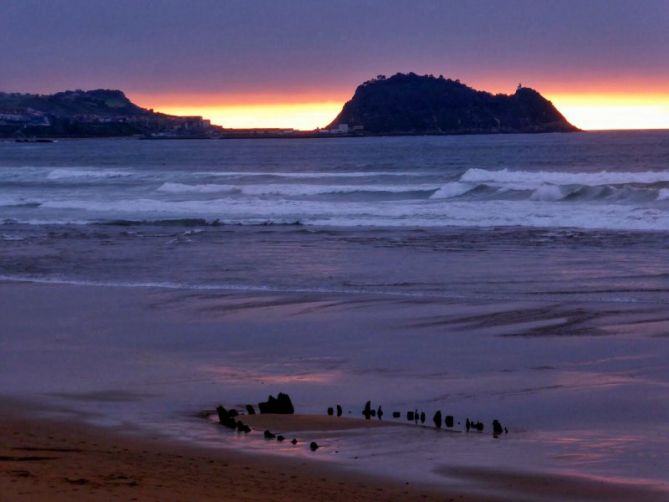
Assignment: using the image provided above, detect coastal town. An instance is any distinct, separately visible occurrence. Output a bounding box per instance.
[0,89,357,140]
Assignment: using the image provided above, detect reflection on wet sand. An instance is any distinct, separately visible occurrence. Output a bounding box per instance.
[0,282,668,492]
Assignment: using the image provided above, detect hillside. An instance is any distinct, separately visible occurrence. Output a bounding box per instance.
[326,73,578,135]
[0,89,213,138]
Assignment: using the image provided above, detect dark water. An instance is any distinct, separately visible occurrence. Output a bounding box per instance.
[1,132,669,304]
[1,132,669,229]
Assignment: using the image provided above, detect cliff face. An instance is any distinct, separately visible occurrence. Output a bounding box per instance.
[327,73,578,135]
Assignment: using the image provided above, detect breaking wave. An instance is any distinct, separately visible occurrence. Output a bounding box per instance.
[157,182,238,194]
[2,160,669,231]
[47,168,133,180]
[437,168,669,204]
[196,170,434,178]
[158,182,439,196]
[460,168,669,189]
[430,182,476,199]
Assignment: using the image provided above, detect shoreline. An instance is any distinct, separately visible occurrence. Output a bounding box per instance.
[0,398,475,501]
[5,130,669,141]
[3,398,668,501]
[1,281,668,500]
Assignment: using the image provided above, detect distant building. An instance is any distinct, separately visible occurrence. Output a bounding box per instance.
[0,110,50,127]
[327,123,349,134]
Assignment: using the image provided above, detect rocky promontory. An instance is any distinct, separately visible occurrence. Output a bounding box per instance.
[326,73,578,135]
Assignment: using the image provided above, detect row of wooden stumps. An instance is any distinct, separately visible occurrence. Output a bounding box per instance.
[327,400,509,437]
[215,392,508,455]
[216,393,320,452]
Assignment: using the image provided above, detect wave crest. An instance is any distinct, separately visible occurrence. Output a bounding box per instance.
[158,182,439,197]
[47,168,132,180]
[460,168,669,187]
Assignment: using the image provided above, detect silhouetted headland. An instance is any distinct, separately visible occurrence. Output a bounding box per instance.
[326,72,579,135]
[1,74,578,139]
[0,89,214,139]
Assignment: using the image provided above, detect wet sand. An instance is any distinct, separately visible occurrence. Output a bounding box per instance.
[1,281,669,500]
[0,402,474,501]
[3,403,668,501]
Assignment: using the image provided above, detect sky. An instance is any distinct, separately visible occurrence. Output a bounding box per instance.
[1,0,668,130]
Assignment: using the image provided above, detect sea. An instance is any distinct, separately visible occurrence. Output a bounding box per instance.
[2,132,669,301]
[1,132,669,493]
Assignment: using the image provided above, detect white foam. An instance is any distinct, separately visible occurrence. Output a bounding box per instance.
[1,218,93,226]
[0,233,24,241]
[430,182,475,199]
[530,184,565,201]
[38,196,669,231]
[158,182,439,196]
[47,168,132,180]
[0,274,432,298]
[460,168,669,188]
[157,182,238,194]
[657,189,669,201]
[196,171,433,178]
[309,201,669,231]
[240,184,439,196]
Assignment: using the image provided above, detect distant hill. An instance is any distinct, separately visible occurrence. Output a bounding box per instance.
[1,78,579,139]
[0,89,214,138]
[326,73,578,135]
[0,89,149,117]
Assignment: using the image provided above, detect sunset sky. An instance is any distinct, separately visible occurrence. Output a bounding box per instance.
[2,0,668,130]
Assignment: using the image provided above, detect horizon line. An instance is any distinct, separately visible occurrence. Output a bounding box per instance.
[4,82,669,131]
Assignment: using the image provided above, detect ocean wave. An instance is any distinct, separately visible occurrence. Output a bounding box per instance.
[41,198,219,213]
[460,168,669,188]
[0,195,42,208]
[2,218,93,226]
[237,183,440,196]
[158,182,440,196]
[100,218,302,227]
[305,201,669,231]
[428,180,663,203]
[430,182,476,199]
[529,184,566,201]
[0,233,24,241]
[195,170,435,178]
[0,274,438,299]
[448,168,669,203]
[30,197,669,231]
[157,182,238,194]
[1,217,305,227]
[47,168,133,180]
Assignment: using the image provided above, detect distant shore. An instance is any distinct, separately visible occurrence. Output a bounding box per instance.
[5,129,587,141]
[1,74,580,139]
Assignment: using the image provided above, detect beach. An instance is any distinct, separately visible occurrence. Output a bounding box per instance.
[1,134,669,499]
[0,405,447,501]
[3,405,667,501]
[4,0,669,497]
[1,281,669,500]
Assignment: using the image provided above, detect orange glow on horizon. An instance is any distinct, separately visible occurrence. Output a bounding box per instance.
[136,90,669,131]
[152,102,343,130]
[548,93,669,131]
